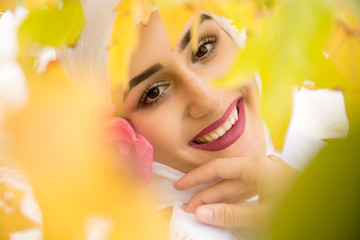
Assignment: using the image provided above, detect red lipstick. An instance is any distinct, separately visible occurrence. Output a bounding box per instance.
[189,97,245,151]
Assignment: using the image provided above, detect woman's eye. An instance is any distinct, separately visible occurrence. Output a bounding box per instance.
[192,35,217,63]
[138,82,170,107]
[195,43,212,59]
[147,87,160,100]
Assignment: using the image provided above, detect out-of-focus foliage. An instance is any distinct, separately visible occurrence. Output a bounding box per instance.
[212,0,336,149]
[347,0,360,19]
[270,128,360,240]
[325,11,360,129]
[0,0,16,13]
[18,3,83,46]
[5,65,167,239]
[0,182,38,239]
[109,0,360,149]
[23,0,57,11]
[1,0,167,239]
[17,0,84,77]
[108,0,147,95]
[2,0,360,238]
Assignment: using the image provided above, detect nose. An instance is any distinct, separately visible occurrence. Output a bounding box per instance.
[182,73,224,119]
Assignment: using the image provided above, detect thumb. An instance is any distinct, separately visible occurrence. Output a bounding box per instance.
[194,203,260,228]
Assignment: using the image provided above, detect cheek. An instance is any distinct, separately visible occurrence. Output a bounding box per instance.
[129,109,178,151]
[233,80,266,156]
[243,103,266,155]
[131,114,163,143]
[243,87,266,155]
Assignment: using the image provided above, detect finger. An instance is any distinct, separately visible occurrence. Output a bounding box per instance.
[232,189,258,204]
[184,179,250,213]
[174,157,259,190]
[194,203,261,228]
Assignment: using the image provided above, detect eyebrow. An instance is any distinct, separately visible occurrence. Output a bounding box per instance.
[179,14,213,51]
[126,14,212,95]
[128,63,164,90]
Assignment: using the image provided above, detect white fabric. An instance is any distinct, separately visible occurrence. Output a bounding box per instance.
[57,0,121,102]
[143,162,253,240]
[210,13,246,50]
[0,8,28,128]
[268,88,349,171]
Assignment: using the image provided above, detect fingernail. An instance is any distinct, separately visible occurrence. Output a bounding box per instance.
[196,207,213,223]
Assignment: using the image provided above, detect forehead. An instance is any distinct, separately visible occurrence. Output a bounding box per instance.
[129,12,170,77]
[128,11,219,78]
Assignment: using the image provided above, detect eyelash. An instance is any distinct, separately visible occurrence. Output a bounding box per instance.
[138,81,170,108]
[191,35,218,63]
[137,35,218,108]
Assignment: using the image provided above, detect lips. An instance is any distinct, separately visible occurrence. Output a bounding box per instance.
[189,97,245,151]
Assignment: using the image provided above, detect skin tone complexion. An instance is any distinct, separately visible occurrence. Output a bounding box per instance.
[115,11,299,231]
[121,11,267,173]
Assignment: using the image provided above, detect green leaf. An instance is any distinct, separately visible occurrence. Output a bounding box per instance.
[214,0,335,149]
[18,0,84,47]
[271,130,360,239]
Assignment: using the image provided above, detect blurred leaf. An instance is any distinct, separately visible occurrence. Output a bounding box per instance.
[313,10,360,130]
[0,182,38,238]
[6,61,167,239]
[271,129,360,240]
[18,0,84,47]
[0,0,16,13]
[343,90,360,132]
[325,13,360,87]
[205,0,259,30]
[157,0,192,50]
[139,0,155,25]
[214,0,334,149]
[108,0,141,88]
[346,0,360,20]
[24,0,57,11]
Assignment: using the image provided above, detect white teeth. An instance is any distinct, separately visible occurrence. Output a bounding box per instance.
[204,135,212,142]
[193,106,239,144]
[216,128,226,137]
[224,120,232,131]
[233,110,238,121]
[210,132,219,140]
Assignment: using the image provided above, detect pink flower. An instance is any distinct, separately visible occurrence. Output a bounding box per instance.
[101,117,153,185]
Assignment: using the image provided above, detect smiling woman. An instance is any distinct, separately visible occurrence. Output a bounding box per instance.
[108,9,288,240]
[56,0,350,239]
[122,11,266,173]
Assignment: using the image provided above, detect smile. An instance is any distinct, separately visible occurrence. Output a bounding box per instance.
[189,97,246,151]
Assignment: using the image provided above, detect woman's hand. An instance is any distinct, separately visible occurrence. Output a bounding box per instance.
[173,155,299,230]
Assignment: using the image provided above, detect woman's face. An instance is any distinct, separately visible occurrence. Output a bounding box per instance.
[121,11,266,172]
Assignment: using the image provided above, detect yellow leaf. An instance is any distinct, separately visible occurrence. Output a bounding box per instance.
[190,2,201,51]
[0,182,38,237]
[0,0,16,13]
[325,14,360,87]
[157,0,192,49]
[262,74,294,150]
[214,0,334,149]
[24,0,58,11]
[323,10,360,130]
[205,0,258,30]
[140,0,155,25]
[5,61,167,239]
[108,0,140,88]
